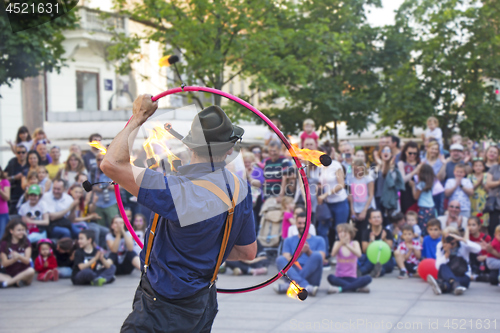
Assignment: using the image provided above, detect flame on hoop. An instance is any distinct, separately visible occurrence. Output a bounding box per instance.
[142,122,180,169]
[289,143,325,167]
[286,281,302,299]
[89,141,107,155]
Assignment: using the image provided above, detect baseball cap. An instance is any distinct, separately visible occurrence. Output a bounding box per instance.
[27,184,41,196]
[450,143,464,151]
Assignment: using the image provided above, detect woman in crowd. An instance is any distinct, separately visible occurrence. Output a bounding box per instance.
[423,140,446,215]
[398,141,423,214]
[106,216,140,275]
[0,167,10,238]
[469,158,488,225]
[484,145,499,172]
[21,151,41,190]
[6,126,32,155]
[57,153,87,188]
[485,161,500,237]
[348,158,375,242]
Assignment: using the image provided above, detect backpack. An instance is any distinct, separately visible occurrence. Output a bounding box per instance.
[257,197,283,247]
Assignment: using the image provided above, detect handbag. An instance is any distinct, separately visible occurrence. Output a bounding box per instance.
[447,255,468,277]
[484,196,496,214]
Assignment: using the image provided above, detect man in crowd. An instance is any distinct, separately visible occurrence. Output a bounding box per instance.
[92,153,119,227]
[36,143,51,166]
[83,133,103,174]
[340,141,354,180]
[439,143,465,182]
[46,146,65,180]
[274,212,325,296]
[42,179,79,239]
[5,144,30,214]
[437,200,468,232]
[263,141,291,201]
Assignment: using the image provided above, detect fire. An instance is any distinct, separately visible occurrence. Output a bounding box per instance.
[159,55,172,67]
[289,143,325,167]
[142,122,180,170]
[286,281,302,299]
[89,141,107,155]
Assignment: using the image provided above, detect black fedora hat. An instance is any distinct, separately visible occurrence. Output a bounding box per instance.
[182,105,244,152]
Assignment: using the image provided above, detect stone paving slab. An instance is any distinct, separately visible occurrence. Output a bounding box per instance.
[0,268,499,333]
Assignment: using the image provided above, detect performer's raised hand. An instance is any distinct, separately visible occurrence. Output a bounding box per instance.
[132,94,158,125]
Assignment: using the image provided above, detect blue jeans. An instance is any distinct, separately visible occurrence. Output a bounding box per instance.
[276,252,323,287]
[438,264,470,293]
[58,267,73,279]
[0,213,9,239]
[28,231,48,244]
[316,219,332,254]
[358,254,395,277]
[50,226,72,239]
[327,200,349,226]
[433,192,445,216]
[327,275,372,292]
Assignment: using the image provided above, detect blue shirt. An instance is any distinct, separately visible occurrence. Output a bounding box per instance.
[422,235,441,259]
[138,162,256,299]
[416,181,434,208]
[283,235,326,267]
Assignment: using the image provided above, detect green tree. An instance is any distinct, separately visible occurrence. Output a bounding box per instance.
[378,0,500,144]
[0,5,78,94]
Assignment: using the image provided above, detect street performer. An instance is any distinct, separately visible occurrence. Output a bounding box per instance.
[101,94,257,332]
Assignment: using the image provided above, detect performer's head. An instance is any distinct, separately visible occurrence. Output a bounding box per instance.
[182,105,244,163]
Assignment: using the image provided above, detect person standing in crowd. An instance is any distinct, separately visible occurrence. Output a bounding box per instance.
[375,145,404,225]
[398,141,423,214]
[469,158,488,224]
[5,144,30,214]
[83,133,103,174]
[298,138,321,224]
[411,164,437,234]
[373,136,390,165]
[424,141,446,215]
[264,118,282,147]
[46,146,65,180]
[36,143,51,166]
[390,135,401,164]
[444,164,473,218]
[340,141,354,180]
[6,126,32,155]
[263,142,291,201]
[440,143,465,183]
[0,167,10,238]
[56,153,87,188]
[483,145,499,173]
[485,161,500,237]
[69,144,83,158]
[21,150,41,190]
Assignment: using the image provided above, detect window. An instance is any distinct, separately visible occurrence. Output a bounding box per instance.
[76,71,99,111]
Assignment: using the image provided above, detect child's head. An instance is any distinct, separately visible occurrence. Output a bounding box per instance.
[442,226,460,248]
[1,219,28,246]
[453,164,467,178]
[242,152,257,170]
[16,126,31,143]
[426,219,442,239]
[355,150,366,162]
[419,164,435,192]
[37,166,48,181]
[427,117,439,130]
[405,211,418,226]
[75,172,88,185]
[56,237,74,254]
[27,184,42,205]
[37,239,54,258]
[78,230,95,248]
[337,223,357,241]
[133,213,147,232]
[472,157,485,174]
[303,119,315,133]
[390,212,405,228]
[401,224,415,242]
[352,158,367,179]
[495,225,500,242]
[281,196,294,212]
[33,128,46,141]
[368,209,383,227]
[467,216,481,235]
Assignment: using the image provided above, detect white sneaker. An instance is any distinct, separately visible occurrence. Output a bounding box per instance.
[327,286,341,294]
[305,285,319,297]
[454,286,466,295]
[427,275,442,295]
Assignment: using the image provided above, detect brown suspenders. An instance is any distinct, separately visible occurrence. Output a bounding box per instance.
[143,172,240,287]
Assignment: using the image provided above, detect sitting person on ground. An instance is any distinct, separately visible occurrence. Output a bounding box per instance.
[42,179,80,239]
[34,239,59,282]
[467,216,491,282]
[18,184,49,244]
[54,237,75,279]
[72,230,116,286]
[444,164,473,218]
[0,219,35,288]
[405,211,422,240]
[226,241,269,276]
[106,216,141,275]
[327,223,372,294]
[427,226,481,295]
[358,209,395,278]
[421,219,442,260]
[386,212,405,251]
[132,213,147,255]
[395,225,422,279]
[274,212,325,296]
[485,225,500,273]
[437,200,468,232]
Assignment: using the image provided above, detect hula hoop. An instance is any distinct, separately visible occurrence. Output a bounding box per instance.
[114,86,312,294]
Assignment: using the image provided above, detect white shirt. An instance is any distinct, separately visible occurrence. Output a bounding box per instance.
[435,240,481,276]
[319,160,348,203]
[41,192,74,218]
[444,178,473,212]
[425,127,443,147]
[287,224,317,238]
[437,215,468,231]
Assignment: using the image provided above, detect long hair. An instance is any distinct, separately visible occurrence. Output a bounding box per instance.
[400,141,421,164]
[0,219,30,249]
[0,166,7,180]
[27,150,41,168]
[69,184,85,212]
[64,153,86,173]
[109,215,123,237]
[425,141,440,160]
[133,213,147,232]
[16,126,31,144]
[419,164,435,192]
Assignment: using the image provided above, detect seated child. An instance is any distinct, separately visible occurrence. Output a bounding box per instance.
[467,216,491,282]
[0,219,35,288]
[386,212,405,251]
[72,230,116,286]
[485,225,500,273]
[55,237,76,278]
[395,225,422,279]
[106,216,140,275]
[405,211,422,240]
[421,219,442,259]
[34,239,59,281]
[327,223,372,293]
[226,241,269,276]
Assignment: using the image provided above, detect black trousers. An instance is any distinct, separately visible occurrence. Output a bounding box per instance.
[121,273,218,333]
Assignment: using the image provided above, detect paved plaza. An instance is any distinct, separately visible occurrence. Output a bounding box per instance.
[1,266,499,333]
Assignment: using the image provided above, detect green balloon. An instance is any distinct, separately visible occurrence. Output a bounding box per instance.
[366,240,391,265]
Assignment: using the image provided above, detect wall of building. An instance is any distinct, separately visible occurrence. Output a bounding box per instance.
[0,81,24,167]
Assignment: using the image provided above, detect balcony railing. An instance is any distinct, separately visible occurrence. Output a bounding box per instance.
[78,7,127,35]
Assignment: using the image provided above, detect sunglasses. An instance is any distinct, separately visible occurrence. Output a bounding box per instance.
[472,157,484,161]
[17,151,27,154]
[407,152,418,156]
[449,205,460,209]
